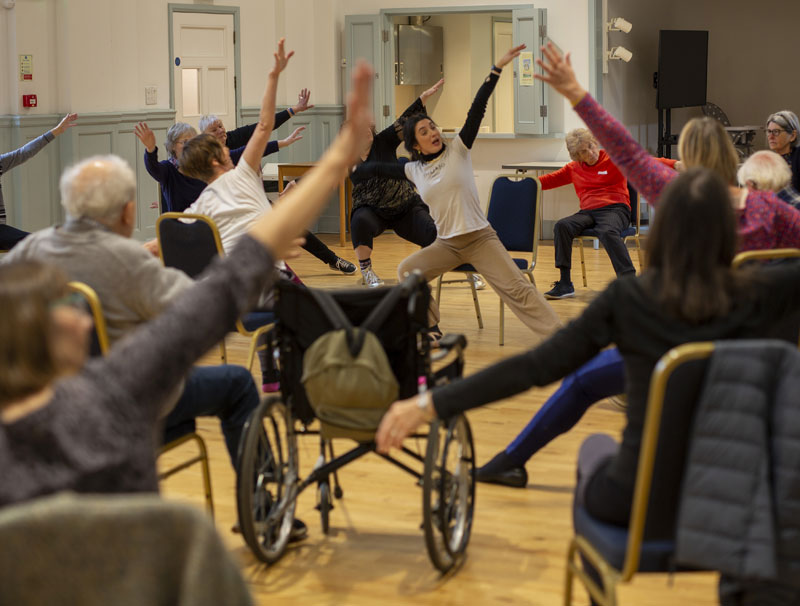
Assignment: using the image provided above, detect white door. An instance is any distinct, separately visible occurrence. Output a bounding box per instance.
[172,12,237,131]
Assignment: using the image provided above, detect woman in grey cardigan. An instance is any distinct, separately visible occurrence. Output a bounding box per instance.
[0,113,77,250]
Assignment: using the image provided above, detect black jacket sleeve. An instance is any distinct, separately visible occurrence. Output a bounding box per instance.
[458,70,501,149]
[351,161,408,184]
[371,97,427,155]
[432,283,616,419]
[225,110,292,149]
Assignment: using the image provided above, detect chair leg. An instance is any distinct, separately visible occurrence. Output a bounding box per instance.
[436,275,443,304]
[192,434,215,520]
[467,274,483,329]
[219,340,227,364]
[578,240,588,288]
[635,235,643,272]
[499,298,504,346]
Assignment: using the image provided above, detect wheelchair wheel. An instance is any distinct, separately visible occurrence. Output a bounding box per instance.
[318,480,331,535]
[236,397,298,564]
[422,414,475,573]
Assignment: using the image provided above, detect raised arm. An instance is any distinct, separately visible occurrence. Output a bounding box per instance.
[0,113,77,173]
[134,122,171,184]
[459,45,524,149]
[535,43,676,206]
[240,39,293,172]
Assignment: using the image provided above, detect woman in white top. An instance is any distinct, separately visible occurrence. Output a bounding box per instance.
[357,44,559,341]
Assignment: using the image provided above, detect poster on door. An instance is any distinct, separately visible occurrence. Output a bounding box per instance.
[519,52,534,87]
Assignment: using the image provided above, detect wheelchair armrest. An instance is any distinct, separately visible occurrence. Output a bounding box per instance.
[439,333,467,351]
[431,333,467,362]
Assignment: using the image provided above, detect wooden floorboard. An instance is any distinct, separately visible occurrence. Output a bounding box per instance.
[158,233,718,605]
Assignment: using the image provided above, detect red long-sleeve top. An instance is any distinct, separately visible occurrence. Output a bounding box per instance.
[539,150,677,211]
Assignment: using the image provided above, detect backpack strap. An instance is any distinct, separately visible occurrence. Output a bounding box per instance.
[305,288,368,357]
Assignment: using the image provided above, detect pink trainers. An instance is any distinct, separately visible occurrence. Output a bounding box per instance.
[262,382,281,393]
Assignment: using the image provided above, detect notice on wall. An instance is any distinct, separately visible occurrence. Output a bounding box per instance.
[19,55,33,81]
[519,52,534,87]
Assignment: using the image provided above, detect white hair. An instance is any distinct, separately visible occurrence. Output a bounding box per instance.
[60,155,136,221]
[165,122,197,158]
[737,150,792,192]
[198,114,220,133]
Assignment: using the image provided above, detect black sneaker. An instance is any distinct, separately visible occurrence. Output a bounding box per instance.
[544,280,575,299]
[329,257,357,274]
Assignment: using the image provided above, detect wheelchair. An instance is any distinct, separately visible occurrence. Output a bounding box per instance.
[235,273,475,572]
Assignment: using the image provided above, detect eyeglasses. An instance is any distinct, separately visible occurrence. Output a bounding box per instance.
[766,128,787,137]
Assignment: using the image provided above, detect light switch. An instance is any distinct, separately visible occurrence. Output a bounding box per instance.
[145,86,157,105]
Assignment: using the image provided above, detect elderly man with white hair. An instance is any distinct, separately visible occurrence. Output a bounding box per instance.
[2,154,264,479]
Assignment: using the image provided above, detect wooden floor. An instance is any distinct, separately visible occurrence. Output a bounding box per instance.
[158,233,718,605]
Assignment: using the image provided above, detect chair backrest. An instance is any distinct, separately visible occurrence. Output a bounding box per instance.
[621,341,714,580]
[274,279,430,425]
[156,212,223,279]
[0,493,250,606]
[486,175,542,263]
[702,102,731,127]
[731,248,800,268]
[67,281,109,356]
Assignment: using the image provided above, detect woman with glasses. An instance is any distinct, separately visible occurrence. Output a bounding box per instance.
[765,110,800,201]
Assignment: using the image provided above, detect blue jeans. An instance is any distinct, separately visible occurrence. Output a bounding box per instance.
[163,365,259,467]
[505,348,624,465]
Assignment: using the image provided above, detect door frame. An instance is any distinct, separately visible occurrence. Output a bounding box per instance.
[377,5,534,131]
[167,3,242,127]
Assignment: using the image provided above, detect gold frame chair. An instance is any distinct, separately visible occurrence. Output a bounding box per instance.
[156,212,274,372]
[731,248,800,268]
[564,341,715,606]
[435,175,543,346]
[574,186,643,288]
[67,281,214,518]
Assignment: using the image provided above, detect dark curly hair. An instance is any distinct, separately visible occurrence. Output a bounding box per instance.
[402,113,436,161]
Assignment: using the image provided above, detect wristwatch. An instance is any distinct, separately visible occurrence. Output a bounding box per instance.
[417,391,434,421]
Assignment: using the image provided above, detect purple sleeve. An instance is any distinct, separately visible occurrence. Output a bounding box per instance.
[573,94,677,207]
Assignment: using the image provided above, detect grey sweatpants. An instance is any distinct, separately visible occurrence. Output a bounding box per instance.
[397,226,561,342]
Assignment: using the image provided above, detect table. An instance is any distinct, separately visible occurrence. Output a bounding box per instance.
[501,160,568,173]
[275,163,351,247]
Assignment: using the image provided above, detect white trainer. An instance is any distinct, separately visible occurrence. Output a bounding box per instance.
[362,267,384,288]
[472,274,486,290]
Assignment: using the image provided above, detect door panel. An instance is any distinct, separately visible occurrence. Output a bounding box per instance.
[172,12,236,131]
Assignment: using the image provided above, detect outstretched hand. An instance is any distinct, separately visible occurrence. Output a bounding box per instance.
[375,396,433,454]
[270,38,295,76]
[51,113,78,137]
[496,43,526,69]
[420,78,444,104]
[294,88,314,113]
[534,42,587,105]
[333,60,375,168]
[279,126,305,148]
[134,122,157,152]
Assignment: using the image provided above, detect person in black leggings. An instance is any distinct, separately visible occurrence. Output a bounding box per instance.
[348,82,442,287]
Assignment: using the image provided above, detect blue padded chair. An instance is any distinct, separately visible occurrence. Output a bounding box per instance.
[565,342,713,606]
[435,175,543,345]
[156,213,275,371]
[66,281,214,518]
[574,183,642,288]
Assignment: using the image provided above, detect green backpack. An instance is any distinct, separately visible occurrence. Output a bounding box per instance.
[301,286,403,434]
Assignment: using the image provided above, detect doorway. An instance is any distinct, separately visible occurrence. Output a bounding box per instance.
[170,9,239,130]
